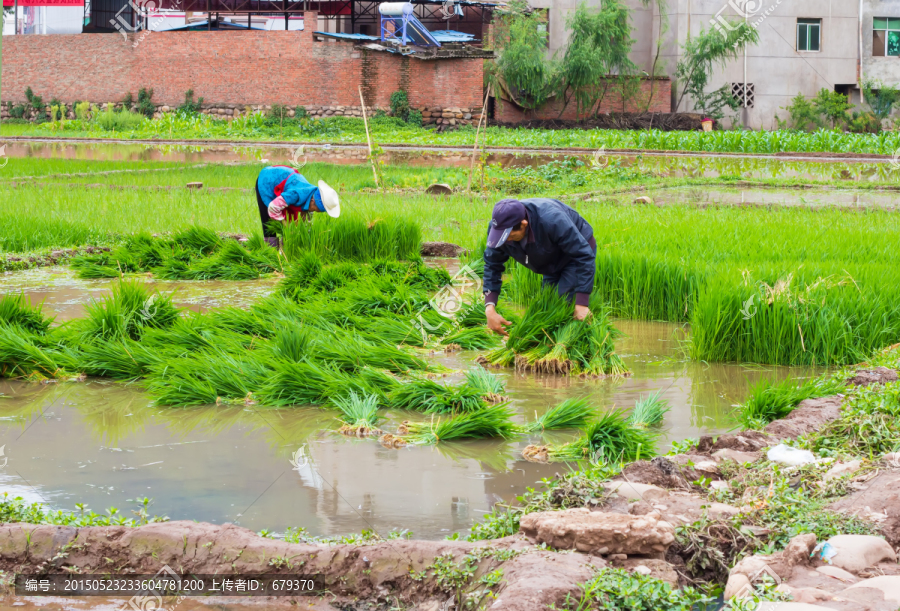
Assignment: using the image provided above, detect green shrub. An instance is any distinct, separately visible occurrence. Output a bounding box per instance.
[813,88,851,129]
[781,93,821,131]
[94,104,146,131]
[390,90,410,120]
[848,110,879,134]
[295,105,308,119]
[136,88,156,118]
[177,89,204,114]
[74,101,92,121]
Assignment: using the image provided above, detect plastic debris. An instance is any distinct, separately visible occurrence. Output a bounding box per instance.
[812,541,837,564]
[766,444,816,466]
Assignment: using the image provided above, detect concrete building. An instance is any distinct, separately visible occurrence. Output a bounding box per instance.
[532,0,873,128]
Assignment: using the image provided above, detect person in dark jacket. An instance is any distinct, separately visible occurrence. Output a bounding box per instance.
[256,166,340,248]
[483,198,596,336]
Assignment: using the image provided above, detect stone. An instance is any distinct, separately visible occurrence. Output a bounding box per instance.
[823,460,862,481]
[724,573,752,599]
[633,565,651,575]
[633,196,654,205]
[605,481,668,502]
[756,605,838,611]
[765,396,843,440]
[710,480,730,491]
[783,534,817,567]
[713,449,762,464]
[422,111,432,117]
[844,575,900,602]
[449,119,457,125]
[186,182,203,189]
[425,183,453,195]
[463,113,472,120]
[609,554,627,561]
[455,113,464,119]
[518,508,675,555]
[816,565,858,583]
[826,535,897,574]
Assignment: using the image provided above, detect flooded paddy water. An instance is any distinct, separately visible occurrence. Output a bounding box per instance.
[0,267,821,539]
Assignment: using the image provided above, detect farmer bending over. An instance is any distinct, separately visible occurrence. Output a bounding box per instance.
[256,166,340,247]
[483,198,596,336]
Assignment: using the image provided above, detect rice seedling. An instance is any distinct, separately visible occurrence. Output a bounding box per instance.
[628,390,669,428]
[78,280,180,342]
[524,397,595,432]
[0,293,53,334]
[463,366,508,403]
[399,403,517,444]
[78,339,163,379]
[441,327,501,351]
[389,378,487,414]
[280,213,421,263]
[546,408,658,463]
[739,375,847,428]
[0,326,77,379]
[480,289,629,377]
[171,225,222,255]
[330,391,382,437]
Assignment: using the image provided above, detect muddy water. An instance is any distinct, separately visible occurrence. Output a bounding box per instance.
[0,270,821,539]
[3,141,895,181]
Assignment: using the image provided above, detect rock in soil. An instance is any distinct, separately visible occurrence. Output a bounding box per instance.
[846,368,899,387]
[765,396,843,440]
[518,508,675,555]
[420,241,467,257]
[620,459,690,489]
[829,470,900,547]
[825,535,897,574]
[696,430,771,453]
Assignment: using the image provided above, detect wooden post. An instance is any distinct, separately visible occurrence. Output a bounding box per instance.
[467,83,491,192]
[358,85,380,189]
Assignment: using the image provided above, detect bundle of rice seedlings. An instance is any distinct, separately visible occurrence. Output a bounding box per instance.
[0,293,53,334]
[547,408,657,463]
[534,321,582,374]
[628,390,669,428]
[389,378,487,414]
[279,251,323,300]
[463,366,508,403]
[147,361,220,406]
[172,226,222,255]
[400,403,517,444]
[331,391,382,437]
[78,338,162,379]
[268,325,314,363]
[357,316,427,348]
[0,326,76,379]
[174,240,271,281]
[256,360,369,407]
[441,327,500,351]
[79,280,179,342]
[525,397,595,432]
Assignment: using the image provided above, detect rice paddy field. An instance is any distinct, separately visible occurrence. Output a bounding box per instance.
[0,141,898,540]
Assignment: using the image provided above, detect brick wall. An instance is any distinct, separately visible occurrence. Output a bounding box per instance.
[1,11,484,111]
[495,78,672,122]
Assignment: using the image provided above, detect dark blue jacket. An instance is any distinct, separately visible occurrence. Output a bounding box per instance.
[483,198,596,307]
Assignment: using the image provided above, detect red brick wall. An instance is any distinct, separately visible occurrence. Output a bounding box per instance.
[495,78,671,122]
[1,12,483,110]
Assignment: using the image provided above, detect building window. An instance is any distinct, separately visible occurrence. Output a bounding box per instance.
[797,18,821,52]
[873,18,900,56]
[731,83,755,108]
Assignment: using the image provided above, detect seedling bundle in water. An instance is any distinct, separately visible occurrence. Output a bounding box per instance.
[479,289,629,377]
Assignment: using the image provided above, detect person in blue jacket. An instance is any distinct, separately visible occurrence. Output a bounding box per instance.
[482,198,597,336]
[256,166,340,247]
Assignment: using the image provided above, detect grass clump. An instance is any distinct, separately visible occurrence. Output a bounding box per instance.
[547,409,658,463]
[564,568,714,611]
[740,375,847,428]
[464,366,508,403]
[480,289,628,377]
[280,214,421,262]
[0,293,53,334]
[399,403,517,444]
[525,397,595,432]
[390,378,488,414]
[331,392,383,437]
[628,390,669,428]
[78,280,179,342]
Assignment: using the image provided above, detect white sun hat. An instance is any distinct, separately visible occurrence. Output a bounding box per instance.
[318,180,341,218]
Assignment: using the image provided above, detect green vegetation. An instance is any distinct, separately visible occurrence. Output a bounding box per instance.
[331,391,383,436]
[399,403,518,444]
[628,390,668,427]
[0,493,167,527]
[563,568,714,611]
[524,397,595,432]
[739,375,847,428]
[547,408,657,462]
[480,290,628,376]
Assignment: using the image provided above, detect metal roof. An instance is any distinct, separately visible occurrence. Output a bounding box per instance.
[313,29,475,42]
[164,19,266,30]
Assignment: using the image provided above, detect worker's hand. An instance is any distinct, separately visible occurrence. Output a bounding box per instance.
[486,305,512,337]
[574,305,591,321]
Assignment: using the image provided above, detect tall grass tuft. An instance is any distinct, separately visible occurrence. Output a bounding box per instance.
[79,280,179,342]
[464,366,507,403]
[739,375,847,428]
[280,213,421,262]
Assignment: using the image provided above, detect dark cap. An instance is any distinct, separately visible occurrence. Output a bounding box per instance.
[487,199,526,249]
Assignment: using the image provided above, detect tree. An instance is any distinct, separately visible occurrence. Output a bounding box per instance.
[557,0,636,119]
[674,21,759,120]
[813,89,851,129]
[779,93,822,131]
[640,0,670,113]
[862,79,900,123]
[487,0,558,111]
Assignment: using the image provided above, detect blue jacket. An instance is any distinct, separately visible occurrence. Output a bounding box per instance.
[483,198,596,306]
[256,166,322,214]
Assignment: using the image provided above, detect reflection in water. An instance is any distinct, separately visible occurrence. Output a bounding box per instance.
[0,319,822,539]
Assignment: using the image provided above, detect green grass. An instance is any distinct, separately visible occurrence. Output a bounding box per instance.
[739,375,848,428]
[547,408,658,463]
[331,391,382,436]
[525,397,595,432]
[628,390,669,428]
[400,402,518,444]
[12,112,900,155]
